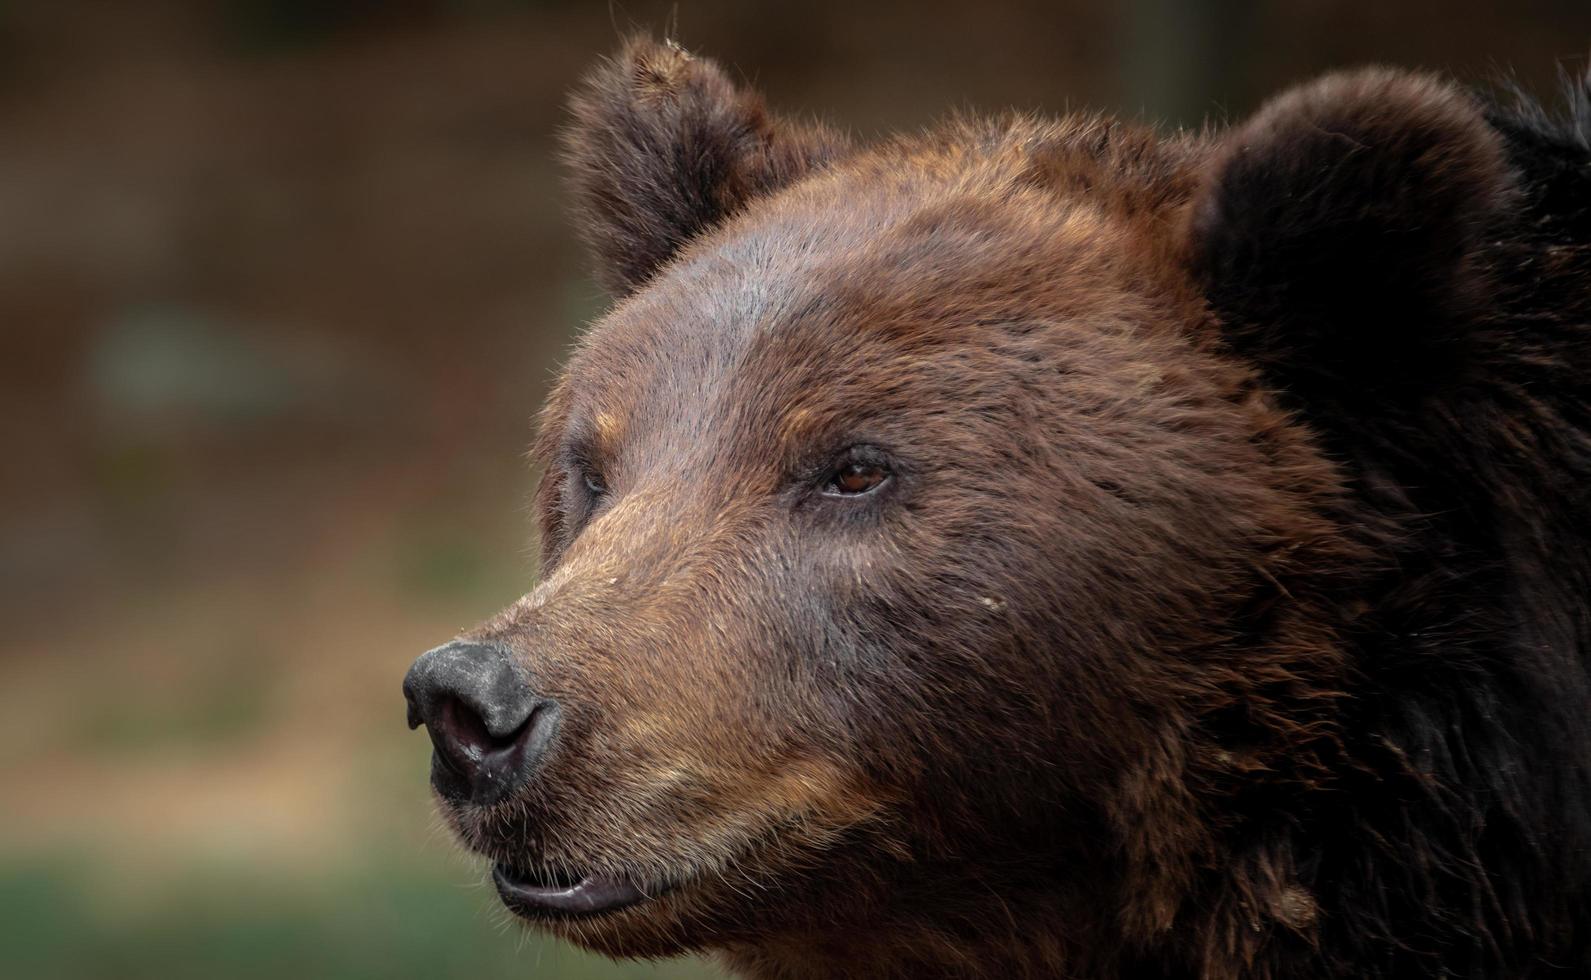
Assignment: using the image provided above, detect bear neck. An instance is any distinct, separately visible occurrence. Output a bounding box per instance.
[715,868,1112,980]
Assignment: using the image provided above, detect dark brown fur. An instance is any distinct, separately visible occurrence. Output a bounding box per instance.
[424,39,1591,978]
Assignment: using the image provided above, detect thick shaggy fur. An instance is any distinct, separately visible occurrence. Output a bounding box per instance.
[425,39,1591,979]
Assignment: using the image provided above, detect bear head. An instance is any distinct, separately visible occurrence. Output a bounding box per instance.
[406,37,1517,977]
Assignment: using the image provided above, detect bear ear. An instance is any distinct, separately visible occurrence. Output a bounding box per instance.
[561,37,851,296]
[1187,69,1515,403]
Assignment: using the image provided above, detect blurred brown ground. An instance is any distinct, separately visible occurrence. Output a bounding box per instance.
[1,2,1588,977]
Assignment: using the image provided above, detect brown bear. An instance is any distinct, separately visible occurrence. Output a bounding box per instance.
[403,38,1591,979]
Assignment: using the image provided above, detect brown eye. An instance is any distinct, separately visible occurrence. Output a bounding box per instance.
[827,461,888,496]
[583,470,608,497]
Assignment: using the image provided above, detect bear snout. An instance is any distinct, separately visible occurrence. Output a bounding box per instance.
[404,640,561,806]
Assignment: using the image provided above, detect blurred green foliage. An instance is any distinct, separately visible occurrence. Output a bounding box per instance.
[395,529,493,600]
[0,855,718,980]
[73,660,273,755]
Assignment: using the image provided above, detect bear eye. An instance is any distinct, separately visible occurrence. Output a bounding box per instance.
[823,458,890,497]
[583,469,608,497]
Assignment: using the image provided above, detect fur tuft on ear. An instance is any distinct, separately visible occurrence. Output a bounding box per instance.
[561,37,850,296]
[1188,69,1517,402]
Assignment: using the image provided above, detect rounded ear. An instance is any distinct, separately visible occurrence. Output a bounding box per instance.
[561,37,851,297]
[1187,69,1516,403]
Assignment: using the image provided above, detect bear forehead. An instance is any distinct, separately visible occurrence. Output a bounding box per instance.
[564,119,1194,433]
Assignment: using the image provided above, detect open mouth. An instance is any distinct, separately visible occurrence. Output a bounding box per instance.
[491,862,659,918]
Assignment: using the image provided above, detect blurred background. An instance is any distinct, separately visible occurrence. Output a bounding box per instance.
[1,2,1587,977]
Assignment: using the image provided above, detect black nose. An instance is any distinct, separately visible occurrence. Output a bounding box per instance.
[403,640,560,805]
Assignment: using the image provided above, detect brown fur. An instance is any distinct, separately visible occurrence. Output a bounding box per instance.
[421,39,1591,979]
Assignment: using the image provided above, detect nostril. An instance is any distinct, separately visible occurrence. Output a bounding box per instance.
[431,696,534,777]
[430,698,560,806]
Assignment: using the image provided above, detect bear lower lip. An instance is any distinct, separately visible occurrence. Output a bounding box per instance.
[491,863,653,917]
